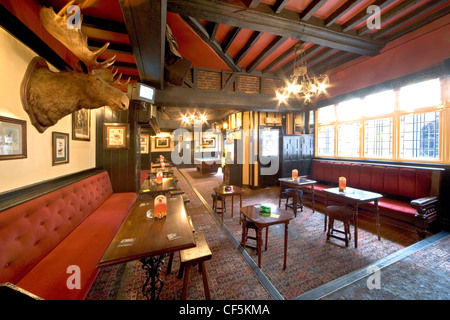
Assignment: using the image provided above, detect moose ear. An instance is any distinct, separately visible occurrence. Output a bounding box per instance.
[21,57,52,133]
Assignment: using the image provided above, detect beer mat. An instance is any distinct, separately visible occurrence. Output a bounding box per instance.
[118,238,135,247]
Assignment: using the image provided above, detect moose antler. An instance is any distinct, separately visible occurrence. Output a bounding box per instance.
[92,68,131,86]
[39,1,116,73]
[21,2,130,133]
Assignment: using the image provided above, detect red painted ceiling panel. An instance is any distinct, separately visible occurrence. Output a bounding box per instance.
[257,38,298,70]
[238,33,277,69]
[167,12,230,70]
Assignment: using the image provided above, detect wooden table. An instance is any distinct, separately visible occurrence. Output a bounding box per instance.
[149,168,174,178]
[213,185,243,221]
[323,187,383,248]
[152,162,173,169]
[97,195,195,299]
[139,177,177,196]
[240,204,294,270]
[278,177,317,216]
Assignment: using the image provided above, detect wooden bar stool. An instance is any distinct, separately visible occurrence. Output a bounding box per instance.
[325,206,354,247]
[242,217,268,251]
[285,188,303,214]
[178,232,212,300]
[211,192,225,214]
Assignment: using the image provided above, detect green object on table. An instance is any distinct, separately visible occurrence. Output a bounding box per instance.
[259,205,271,216]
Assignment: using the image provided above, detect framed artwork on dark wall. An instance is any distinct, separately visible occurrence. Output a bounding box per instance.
[72,109,90,141]
[52,132,69,165]
[155,136,170,149]
[0,116,27,160]
[140,134,149,154]
[103,123,130,150]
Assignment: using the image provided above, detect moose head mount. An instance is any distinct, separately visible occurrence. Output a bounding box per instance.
[21,2,130,133]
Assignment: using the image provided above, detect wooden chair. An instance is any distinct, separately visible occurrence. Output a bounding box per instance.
[325,206,355,247]
[178,232,212,300]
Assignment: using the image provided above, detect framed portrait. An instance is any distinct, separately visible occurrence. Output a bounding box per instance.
[52,132,69,165]
[140,134,149,154]
[0,116,27,160]
[103,123,129,149]
[202,136,216,148]
[155,136,170,149]
[72,109,90,141]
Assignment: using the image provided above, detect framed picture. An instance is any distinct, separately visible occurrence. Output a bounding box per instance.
[155,136,170,149]
[0,116,27,160]
[72,109,90,141]
[52,132,69,165]
[202,136,216,148]
[140,134,149,154]
[103,123,130,150]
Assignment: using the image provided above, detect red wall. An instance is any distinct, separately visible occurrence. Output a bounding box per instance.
[322,15,450,100]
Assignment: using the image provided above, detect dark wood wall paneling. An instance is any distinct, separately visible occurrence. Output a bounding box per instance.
[96,103,140,193]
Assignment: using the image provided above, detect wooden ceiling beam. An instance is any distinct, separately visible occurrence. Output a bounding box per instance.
[357,0,421,36]
[119,0,166,89]
[385,6,450,42]
[372,0,449,39]
[182,16,241,72]
[306,48,340,69]
[272,0,290,14]
[88,39,133,55]
[155,86,303,111]
[262,41,301,73]
[222,26,241,53]
[300,0,328,22]
[81,15,128,34]
[234,31,263,65]
[281,44,322,74]
[246,35,286,73]
[341,0,398,32]
[167,0,384,56]
[324,0,359,27]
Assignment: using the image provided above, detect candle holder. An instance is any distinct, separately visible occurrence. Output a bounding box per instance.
[292,169,298,180]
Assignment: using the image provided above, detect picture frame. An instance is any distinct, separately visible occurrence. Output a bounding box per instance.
[140,134,149,154]
[0,116,27,160]
[52,132,69,165]
[202,135,216,148]
[103,123,130,150]
[155,136,170,149]
[72,109,90,141]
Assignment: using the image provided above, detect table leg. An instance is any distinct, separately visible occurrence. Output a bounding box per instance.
[293,187,298,217]
[242,219,247,249]
[375,199,380,241]
[257,227,262,268]
[265,226,268,251]
[354,206,359,248]
[231,195,234,218]
[312,185,315,213]
[283,223,288,270]
[324,195,329,232]
[140,255,166,300]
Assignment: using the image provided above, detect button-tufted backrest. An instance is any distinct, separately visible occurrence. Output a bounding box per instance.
[311,160,435,200]
[0,171,113,284]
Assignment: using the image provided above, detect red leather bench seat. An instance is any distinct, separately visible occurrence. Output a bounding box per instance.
[308,160,434,221]
[0,171,137,300]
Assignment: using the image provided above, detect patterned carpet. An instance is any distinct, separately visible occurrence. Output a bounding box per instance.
[86,167,422,300]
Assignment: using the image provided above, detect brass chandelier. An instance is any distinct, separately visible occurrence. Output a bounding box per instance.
[276,44,329,104]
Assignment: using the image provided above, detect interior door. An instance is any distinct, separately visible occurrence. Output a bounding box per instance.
[259,126,281,187]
